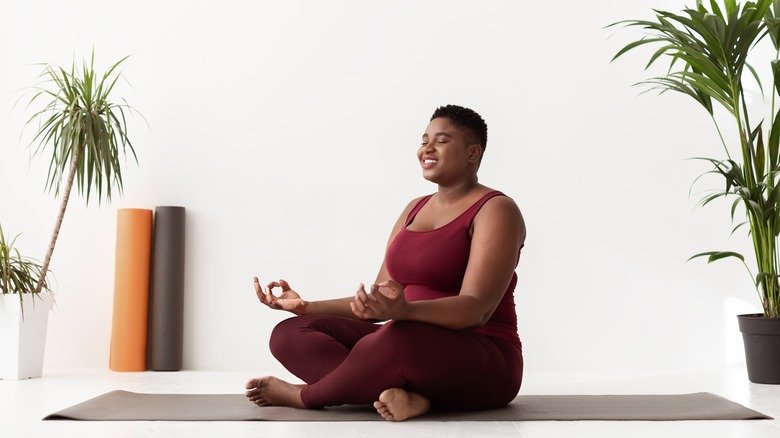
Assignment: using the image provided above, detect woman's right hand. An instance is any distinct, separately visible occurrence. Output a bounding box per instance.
[253,276,308,315]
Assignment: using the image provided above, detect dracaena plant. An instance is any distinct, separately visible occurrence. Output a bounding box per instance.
[610,0,780,318]
[17,49,143,297]
[0,223,53,315]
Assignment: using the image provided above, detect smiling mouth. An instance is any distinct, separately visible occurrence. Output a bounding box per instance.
[421,159,438,169]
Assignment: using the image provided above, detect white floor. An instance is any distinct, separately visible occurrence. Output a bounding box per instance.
[1,367,779,438]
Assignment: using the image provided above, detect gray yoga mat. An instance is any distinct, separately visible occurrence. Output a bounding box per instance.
[148,206,186,371]
[42,390,772,421]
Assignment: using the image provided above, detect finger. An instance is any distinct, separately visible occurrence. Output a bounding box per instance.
[367,283,380,302]
[265,281,279,302]
[279,279,291,292]
[371,283,387,300]
[357,283,372,306]
[255,277,271,305]
[254,277,265,301]
[353,292,367,313]
[349,300,363,318]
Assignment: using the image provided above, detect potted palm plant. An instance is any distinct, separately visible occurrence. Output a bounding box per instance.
[21,50,142,296]
[0,224,54,379]
[611,0,780,383]
[3,50,142,378]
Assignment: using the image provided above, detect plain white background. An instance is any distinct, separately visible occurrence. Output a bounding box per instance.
[0,0,769,375]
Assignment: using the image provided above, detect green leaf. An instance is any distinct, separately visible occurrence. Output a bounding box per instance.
[688,169,722,197]
[746,62,765,96]
[768,104,780,169]
[731,196,742,220]
[730,220,749,237]
[686,250,744,263]
[700,190,731,207]
[645,44,677,69]
[755,124,766,179]
[710,0,724,18]
[754,271,780,287]
[746,199,764,220]
[611,37,667,62]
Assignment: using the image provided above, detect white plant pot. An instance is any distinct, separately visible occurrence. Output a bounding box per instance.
[0,292,54,380]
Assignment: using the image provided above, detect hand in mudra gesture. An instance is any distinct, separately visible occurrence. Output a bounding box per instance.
[350,279,410,321]
[254,276,308,315]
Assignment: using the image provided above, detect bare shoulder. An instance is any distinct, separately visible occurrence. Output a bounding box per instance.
[481,193,522,216]
[475,194,526,239]
[401,195,427,215]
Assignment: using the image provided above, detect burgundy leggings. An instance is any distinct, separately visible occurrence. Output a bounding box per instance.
[269,314,523,411]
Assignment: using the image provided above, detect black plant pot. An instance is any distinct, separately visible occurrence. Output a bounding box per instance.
[737,313,780,384]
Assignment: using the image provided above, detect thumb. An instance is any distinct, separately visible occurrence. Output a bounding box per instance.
[375,280,402,298]
[377,279,401,288]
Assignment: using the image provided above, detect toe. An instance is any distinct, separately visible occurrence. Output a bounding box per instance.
[378,388,395,404]
[246,376,270,390]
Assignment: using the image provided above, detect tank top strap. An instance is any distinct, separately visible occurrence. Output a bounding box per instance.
[405,194,435,226]
[454,190,506,227]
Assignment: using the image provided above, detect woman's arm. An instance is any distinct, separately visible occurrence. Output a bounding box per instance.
[303,296,363,319]
[352,195,526,329]
[302,196,424,320]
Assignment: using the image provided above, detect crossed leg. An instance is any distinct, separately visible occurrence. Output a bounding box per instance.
[246,315,382,411]
[245,314,523,421]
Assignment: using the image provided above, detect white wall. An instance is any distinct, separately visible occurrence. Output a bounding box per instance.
[0,0,766,376]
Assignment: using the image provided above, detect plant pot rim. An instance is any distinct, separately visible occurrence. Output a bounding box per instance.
[0,292,55,314]
[737,313,780,319]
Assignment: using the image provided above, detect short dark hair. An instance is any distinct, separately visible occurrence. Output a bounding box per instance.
[430,105,488,151]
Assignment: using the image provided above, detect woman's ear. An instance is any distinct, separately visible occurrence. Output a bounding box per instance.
[467,144,482,163]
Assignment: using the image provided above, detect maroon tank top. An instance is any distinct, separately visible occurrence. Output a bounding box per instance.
[385,190,523,350]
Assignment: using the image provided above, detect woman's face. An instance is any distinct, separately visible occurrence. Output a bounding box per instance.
[418,117,480,183]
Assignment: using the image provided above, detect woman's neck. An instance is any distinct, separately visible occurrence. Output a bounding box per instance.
[435,176,481,205]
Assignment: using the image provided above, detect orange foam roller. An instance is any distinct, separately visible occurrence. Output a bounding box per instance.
[110,208,153,372]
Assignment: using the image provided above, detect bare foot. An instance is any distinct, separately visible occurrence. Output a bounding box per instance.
[373,388,430,421]
[245,376,306,408]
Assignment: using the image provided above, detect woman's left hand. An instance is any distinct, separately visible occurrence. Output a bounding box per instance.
[350,279,410,321]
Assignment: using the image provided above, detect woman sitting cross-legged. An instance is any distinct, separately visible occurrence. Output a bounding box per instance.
[245,104,527,421]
